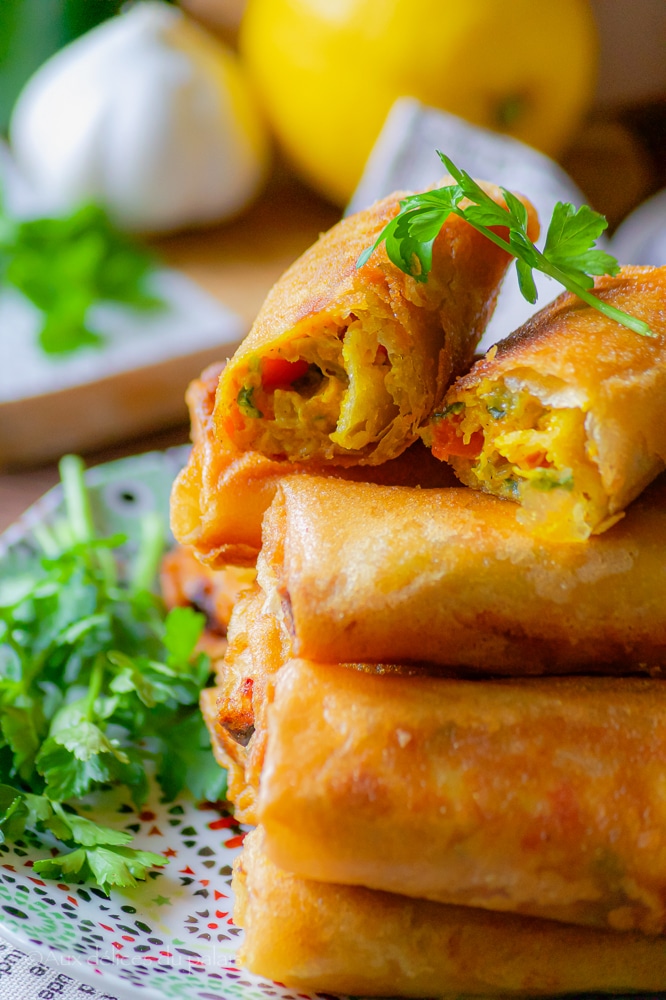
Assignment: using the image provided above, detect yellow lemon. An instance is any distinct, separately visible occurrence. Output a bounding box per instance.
[240,0,598,205]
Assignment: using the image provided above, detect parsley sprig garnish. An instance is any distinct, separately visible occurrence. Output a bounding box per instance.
[357,151,652,338]
[0,198,162,355]
[0,455,226,890]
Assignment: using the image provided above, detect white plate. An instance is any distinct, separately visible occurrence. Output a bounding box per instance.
[0,448,318,1000]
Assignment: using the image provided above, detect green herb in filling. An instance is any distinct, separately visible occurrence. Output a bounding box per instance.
[526,469,575,491]
[237,385,263,419]
[432,401,465,421]
[502,477,522,500]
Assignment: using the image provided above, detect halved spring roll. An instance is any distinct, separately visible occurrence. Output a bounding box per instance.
[424,265,666,541]
[256,659,666,935]
[258,475,666,674]
[234,828,666,997]
[171,362,458,568]
[214,184,538,466]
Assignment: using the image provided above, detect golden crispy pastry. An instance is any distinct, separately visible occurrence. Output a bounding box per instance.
[258,475,666,674]
[425,266,666,541]
[256,659,666,935]
[213,184,538,466]
[234,828,666,997]
[171,362,457,567]
[160,543,255,648]
[200,587,420,825]
[200,584,290,823]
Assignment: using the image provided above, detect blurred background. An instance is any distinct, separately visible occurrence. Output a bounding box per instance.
[0,0,665,528]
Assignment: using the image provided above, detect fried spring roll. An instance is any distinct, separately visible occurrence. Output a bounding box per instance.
[424,266,666,541]
[214,184,538,467]
[257,659,666,935]
[234,828,666,997]
[160,544,254,637]
[171,363,457,567]
[200,584,290,824]
[200,588,421,824]
[258,475,666,673]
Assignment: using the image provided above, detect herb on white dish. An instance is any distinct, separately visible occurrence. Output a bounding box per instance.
[0,198,162,355]
[0,455,226,889]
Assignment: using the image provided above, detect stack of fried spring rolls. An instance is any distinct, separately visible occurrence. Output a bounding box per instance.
[172,192,666,994]
[203,473,666,995]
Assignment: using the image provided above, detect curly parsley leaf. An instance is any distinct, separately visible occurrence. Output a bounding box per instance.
[357,150,653,338]
[0,454,225,889]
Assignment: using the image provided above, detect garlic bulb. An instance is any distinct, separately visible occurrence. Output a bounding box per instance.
[9,1,270,232]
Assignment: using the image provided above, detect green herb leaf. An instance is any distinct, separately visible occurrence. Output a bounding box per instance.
[157,711,228,804]
[33,844,167,889]
[0,201,163,356]
[357,151,653,337]
[0,454,219,889]
[164,606,208,668]
[36,736,118,801]
[0,703,42,781]
[516,258,538,304]
[51,807,133,848]
[237,385,263,418]
[0,784,29,843]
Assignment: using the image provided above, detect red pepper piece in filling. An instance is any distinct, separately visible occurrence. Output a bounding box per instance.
[261,357,310,390]
[523,450,552,469]
[431,416,484,462]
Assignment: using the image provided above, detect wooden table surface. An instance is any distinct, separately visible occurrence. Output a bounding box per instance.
[0,170,340,534]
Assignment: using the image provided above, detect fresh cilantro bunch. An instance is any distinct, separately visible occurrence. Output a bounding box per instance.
[357,151,652,337]
[0,198,161,355]
[0,455,226,889]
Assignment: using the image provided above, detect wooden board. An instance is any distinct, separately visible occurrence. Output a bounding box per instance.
[0,170,339,533]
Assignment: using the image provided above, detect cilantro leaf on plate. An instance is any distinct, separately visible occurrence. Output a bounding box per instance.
[33,844,168,889]
[0,454,226,890]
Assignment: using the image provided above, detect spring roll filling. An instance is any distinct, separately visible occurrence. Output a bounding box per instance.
[428,375,614,541]
[226,312,406,461]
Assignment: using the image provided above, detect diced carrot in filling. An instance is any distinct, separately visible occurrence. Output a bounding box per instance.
[261,357,310,390]
[223,407,248,437]
[431,417,484,461]
[523,450,552,469]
